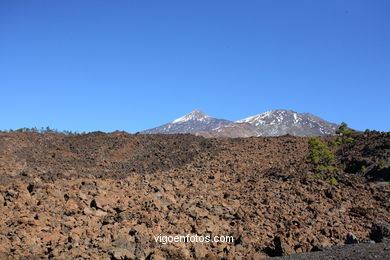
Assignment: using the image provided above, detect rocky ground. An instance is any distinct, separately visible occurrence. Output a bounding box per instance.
[0,131,389,259]
[272,240,390,260]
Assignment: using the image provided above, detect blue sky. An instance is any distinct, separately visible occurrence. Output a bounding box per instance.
[1,0,389,133]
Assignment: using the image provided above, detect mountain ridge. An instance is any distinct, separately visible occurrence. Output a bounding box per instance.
[142,109,339,137]
[140,110,232,134]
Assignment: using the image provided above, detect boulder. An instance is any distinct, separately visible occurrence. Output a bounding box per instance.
[370,222,390,243]
[345,232,358,244]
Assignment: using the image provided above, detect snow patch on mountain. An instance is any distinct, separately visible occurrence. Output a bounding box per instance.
[142,109,338,137]
[141,110,232,134]
[172,110,210,123]
[234,110,338,137]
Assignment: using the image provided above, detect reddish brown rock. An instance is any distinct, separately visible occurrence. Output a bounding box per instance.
[0,132,388,259]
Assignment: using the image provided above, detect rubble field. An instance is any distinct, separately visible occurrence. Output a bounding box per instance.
[0,131,389,259]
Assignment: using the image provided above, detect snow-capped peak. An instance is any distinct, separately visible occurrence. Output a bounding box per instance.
[236,110,298,126]
[142,109,337,137]
[141,110,231,134]
[172,110,211,124]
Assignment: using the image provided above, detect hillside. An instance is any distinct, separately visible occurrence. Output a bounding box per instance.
[0,131,389,259]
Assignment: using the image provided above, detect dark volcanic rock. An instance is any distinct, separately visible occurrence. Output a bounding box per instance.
[346,232,359,244]
[371,222,390,243]
[341,131,390,181]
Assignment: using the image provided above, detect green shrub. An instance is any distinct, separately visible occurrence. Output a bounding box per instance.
[2,126,79,135]
[335,122,354,145]
[379,160,387,168]
[308,137,339,184]
[309,137,336,168]
[329,177,339,186]
[310,173,323,179]
[315,165,337,175]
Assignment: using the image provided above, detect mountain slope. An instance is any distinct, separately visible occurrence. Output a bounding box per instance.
[196,110,338,137]
[141,110,232,134]
[195,122,259,138]
[237,109,338,136]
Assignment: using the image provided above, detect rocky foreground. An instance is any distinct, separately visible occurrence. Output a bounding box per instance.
[0,131,389,259]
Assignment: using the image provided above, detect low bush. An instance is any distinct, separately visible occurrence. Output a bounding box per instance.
[308,137,339,184]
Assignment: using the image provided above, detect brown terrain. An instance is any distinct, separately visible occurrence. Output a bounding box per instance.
[196,122,259,138]
[0,131,389,259]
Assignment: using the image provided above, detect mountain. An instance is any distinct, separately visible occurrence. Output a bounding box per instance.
[141,109,338,137]
[141,110,232,134]
[196,110,338,138]
[195,122,259,138]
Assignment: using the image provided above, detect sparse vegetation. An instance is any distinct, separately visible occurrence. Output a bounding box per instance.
[308,137,338,183]
[309,173,323,179]
[335,122,354,145]
[379,159,387,168]
[329,176,339,186]
[2,126,79,135]
[309,137,337,173]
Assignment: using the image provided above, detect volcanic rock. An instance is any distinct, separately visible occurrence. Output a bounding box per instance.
[371,222,390,243]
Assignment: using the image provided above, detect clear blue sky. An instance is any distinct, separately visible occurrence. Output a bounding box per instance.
[1,0,389,133]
